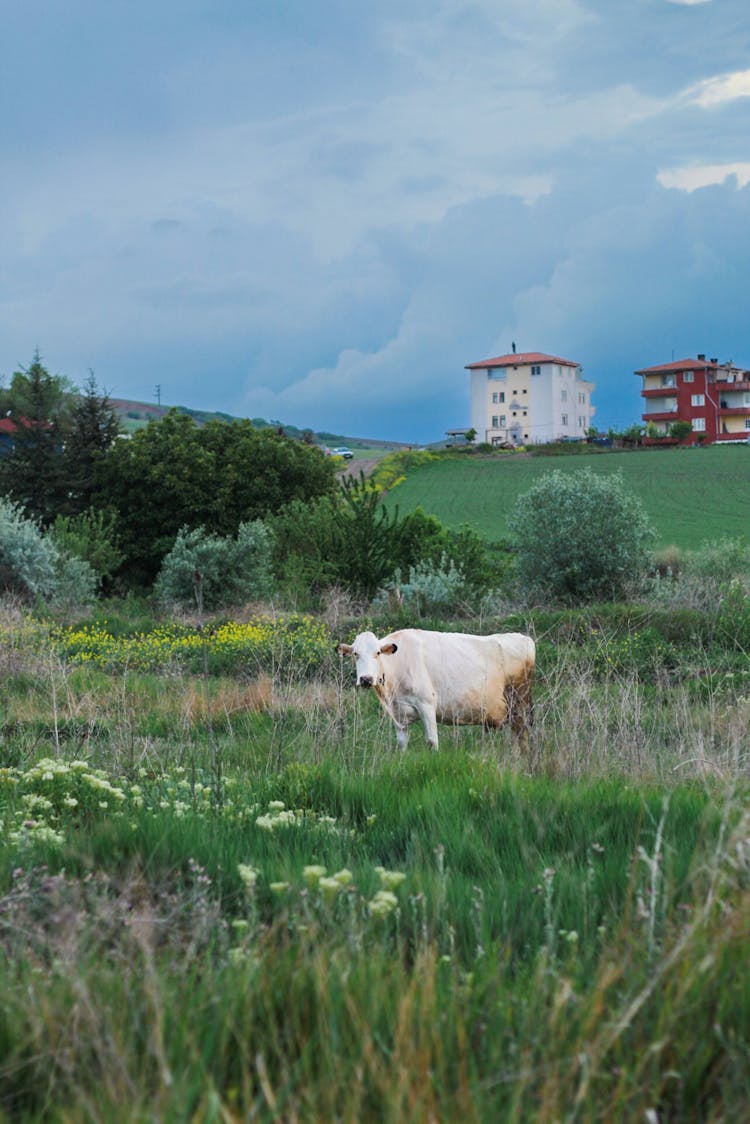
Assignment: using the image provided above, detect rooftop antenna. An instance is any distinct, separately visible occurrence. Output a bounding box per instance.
[512,341,517,354]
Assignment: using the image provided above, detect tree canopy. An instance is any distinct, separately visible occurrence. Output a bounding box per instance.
[98,411,338,583]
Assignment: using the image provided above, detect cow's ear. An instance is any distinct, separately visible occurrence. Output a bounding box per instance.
[337,643,353,656]
[379,642,398,655]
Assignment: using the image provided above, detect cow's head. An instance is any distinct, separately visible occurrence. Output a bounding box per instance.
[337,631,398,689]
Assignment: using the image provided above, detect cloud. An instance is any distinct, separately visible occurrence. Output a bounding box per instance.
[686,69,750,107]
[657,163,750,191]
[2,1,750,441]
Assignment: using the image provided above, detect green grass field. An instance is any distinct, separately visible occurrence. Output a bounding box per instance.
[1,605,749,1118]
[382,446,750,550]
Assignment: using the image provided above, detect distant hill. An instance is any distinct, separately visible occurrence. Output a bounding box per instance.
[109,397,403,449]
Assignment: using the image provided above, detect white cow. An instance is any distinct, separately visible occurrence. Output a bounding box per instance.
[337,628,535,751]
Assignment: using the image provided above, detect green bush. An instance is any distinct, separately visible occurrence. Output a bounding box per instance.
[51,509,124,583]
[509,468,655,604]
[154,521,274,611]
[0,497,97,606]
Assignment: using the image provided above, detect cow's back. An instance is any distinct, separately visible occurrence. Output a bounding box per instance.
[383,629,509,725]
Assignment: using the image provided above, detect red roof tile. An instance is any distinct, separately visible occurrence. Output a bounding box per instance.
[634,357,712,375]
[465,351,579,370]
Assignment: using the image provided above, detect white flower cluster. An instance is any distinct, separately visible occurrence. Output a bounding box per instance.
[255,801,339,833]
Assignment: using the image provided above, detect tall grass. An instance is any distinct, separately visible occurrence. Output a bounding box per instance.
[0,605,749,1119]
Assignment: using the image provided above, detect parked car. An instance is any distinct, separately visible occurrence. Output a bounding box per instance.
[332,446,353,459]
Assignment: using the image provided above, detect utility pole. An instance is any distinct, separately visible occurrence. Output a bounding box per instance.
[154,384,161,407]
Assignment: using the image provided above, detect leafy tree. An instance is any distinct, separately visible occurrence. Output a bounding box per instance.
[0,352,75,523]
[97,412,338,585]
[669,420,693,443]
[509,468,655,603]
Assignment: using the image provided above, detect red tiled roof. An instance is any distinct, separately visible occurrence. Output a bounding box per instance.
[465,351,579,370]
[634,357,712,375]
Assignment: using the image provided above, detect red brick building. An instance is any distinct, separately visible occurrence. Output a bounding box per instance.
[636,354,750,444]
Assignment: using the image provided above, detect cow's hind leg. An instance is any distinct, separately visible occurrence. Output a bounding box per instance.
[507,677,533,752]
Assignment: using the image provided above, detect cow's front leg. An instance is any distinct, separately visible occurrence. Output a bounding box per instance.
[395,724,409,750]
[417,703,439,751]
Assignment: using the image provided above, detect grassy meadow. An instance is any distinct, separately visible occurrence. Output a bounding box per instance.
[1,602,749,1120]
[382,445,750,549]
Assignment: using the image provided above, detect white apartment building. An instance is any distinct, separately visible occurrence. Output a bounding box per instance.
[465,351,596,445]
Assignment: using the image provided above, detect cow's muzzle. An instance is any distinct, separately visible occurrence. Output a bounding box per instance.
[358,675,375,688]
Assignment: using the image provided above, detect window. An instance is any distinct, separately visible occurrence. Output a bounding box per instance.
[561,413,569,426]
[488,368,506,380]
[692,417,706,432]
[691,394,705,407]
[491,391,505,404]
[661,374,676,388]
[531,365,541,376]
[561,389,568,402]
[499,415,506,427]
[522,388,527,394]
[492,416,499,428]
[683,371,694,382]
[745,419,750,430]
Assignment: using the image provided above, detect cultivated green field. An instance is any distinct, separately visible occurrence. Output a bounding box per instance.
[383,446,750,550]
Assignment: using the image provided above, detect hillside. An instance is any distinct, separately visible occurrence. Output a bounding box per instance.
[381,445,750,551]
[110,397,401,451]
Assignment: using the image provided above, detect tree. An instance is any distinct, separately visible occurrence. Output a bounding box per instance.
[0,352,75,523]
[96,412,338,585]
[62,372,121,513]
[509,468,655,603]
[669,420,693,443]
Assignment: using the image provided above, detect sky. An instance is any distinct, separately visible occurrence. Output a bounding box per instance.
[2,0,750,444]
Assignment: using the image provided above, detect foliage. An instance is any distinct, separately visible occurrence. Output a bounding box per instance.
[0,496,58,598]
[272,473,417,603]
[54,613,332,676]
[0,352,75,523]
[51,509,124,583]
[273,472,502,607]
[0,495,97,606]
[96,412,338,585]
[378,553,471,616]
[371,448,439,493]
[650,538,750,648]
[669,419,693,442]
[61,371,122,513]
[154,521,275,611]
[509,468,655,603]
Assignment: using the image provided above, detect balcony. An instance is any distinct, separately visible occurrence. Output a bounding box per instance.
[715,378,750,393]
[641,410,678,422]
[641,386,677,398]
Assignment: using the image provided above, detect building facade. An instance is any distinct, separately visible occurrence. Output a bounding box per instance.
[636,355,750,444]
[465,351,595,445]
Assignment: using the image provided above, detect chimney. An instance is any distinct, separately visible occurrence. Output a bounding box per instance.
[710,357,718,364]
[697,353,706,361]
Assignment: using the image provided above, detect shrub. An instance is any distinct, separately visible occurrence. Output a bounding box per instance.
[154,521,274,611]
[0,497,57,598]
[0,497,97,606]
[509,469,655,604]
[377,554,470,617]
[51,509,124,583]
